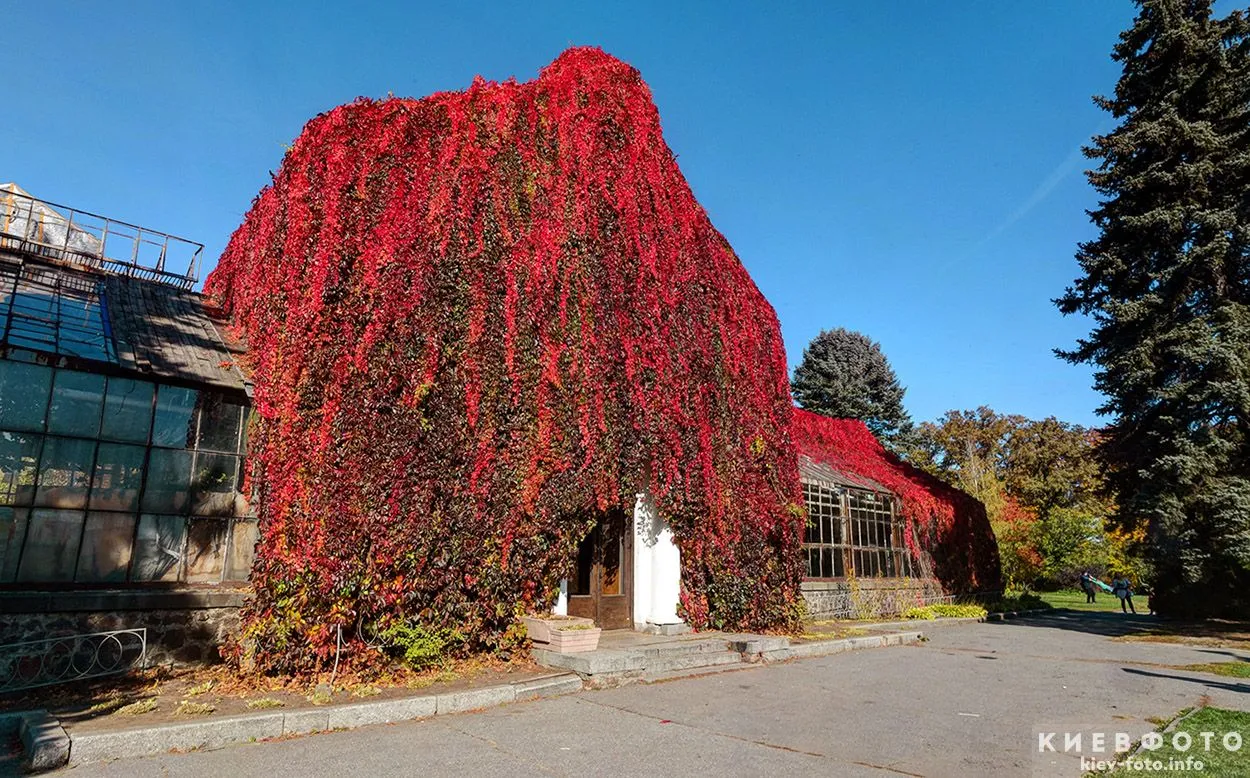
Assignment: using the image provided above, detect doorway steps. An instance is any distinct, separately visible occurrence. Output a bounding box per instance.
[532,633,791,687]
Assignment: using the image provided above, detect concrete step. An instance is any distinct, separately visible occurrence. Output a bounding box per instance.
[643,650,744,675]
[642,658,757,684]
[634,639,730,657]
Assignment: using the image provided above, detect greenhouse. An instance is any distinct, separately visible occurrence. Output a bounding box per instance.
[0,185,254,588]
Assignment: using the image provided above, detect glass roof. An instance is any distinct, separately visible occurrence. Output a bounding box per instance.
[0,259,117,364]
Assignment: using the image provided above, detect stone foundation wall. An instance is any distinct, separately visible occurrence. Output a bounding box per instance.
[801,578,946,620]
[0,589,245,667]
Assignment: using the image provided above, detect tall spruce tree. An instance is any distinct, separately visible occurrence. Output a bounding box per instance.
[791,328,913,448]
[1057,0,1250,616]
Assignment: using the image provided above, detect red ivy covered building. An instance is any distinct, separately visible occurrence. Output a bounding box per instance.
[203,48,999,670]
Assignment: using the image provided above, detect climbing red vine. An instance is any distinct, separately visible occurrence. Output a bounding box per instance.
[207,48,805,672]
[791,409,1002,593]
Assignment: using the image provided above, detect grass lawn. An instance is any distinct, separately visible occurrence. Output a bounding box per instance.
[1177,662,1250,679]
[1039,588,1129,613]
[1111,707,1250,776]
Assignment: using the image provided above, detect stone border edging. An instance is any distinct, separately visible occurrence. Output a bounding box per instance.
[58,672,582,768]
[776,630,923,661]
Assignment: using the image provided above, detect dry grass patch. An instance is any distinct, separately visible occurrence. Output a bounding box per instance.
[114,698,158,716]
[174,700,216,716]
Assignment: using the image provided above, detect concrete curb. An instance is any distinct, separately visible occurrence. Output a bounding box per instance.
[63,672,583,768]
[20,711,70,773]
[843,607,1055,633]
[783,630,924,661]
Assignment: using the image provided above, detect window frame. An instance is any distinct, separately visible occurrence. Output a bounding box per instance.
[0,359,256,589]
[801,479,915,581]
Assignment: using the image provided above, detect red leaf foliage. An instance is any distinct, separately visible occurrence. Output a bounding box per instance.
[791,409,1002,593]
[206,48,806,671]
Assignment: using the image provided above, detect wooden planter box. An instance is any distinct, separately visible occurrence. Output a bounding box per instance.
[546,625,602,653]
[521,615,595,645]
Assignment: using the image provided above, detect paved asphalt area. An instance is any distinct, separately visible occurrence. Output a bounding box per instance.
[60,612,1250,777]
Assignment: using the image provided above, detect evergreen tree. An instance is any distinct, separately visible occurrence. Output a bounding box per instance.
[1057,0,1250,616]
[791,328,913,447]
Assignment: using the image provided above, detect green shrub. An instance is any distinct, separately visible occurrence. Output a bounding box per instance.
[378,621,464,669]
[983,592,1050,613]
[903,604,988,620]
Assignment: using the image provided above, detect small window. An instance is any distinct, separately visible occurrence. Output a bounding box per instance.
[0,361,52,432]
[47,370,106,437]
[185,518,228,583]
[196,394,243,453]
[130,514,186,582]
[141,448,193,514]
[35,436,95,510]
[75,511,137,583]
[89,443,146,512]
[152,386,198,448]
[0,506,29,582]
[101,377,154,443]
[0,431,42,506]
[16,508,84,582]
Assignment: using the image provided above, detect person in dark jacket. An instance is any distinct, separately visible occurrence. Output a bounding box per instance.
[1112,576,1136,614]
[1080,571,1096,604]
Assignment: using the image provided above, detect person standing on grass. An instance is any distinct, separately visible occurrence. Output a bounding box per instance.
[1112,575,1136,614]
[1080,571,1097,603]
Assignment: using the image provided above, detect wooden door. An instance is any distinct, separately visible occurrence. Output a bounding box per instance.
[567,510,632,629]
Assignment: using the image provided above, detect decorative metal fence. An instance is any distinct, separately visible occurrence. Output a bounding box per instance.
[0,628,148,694]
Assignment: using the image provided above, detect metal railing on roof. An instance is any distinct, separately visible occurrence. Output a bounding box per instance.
[0,187,201,290]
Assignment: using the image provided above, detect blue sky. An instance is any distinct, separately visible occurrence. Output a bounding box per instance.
[3,1,1145,426]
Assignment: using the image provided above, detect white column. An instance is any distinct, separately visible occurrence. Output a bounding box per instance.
[633,493,654,630]
[552,578,568,616]
[632,489,684,629]
[649,524,683,625]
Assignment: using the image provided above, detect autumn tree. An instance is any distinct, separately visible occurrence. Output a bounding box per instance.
[1057,0,1250,616]
[912,408,1126,587]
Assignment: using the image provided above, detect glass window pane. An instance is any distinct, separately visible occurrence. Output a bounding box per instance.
[0,430,42,506]
[197,394,243,452]
[75,512,136,583]
[0,507,29,582]
[225,518,258,581]
[101,378,154,443]
[131,514,185,582]
[141,448,192,514]
[191,453,242,516]
[47,370,105,437]
[16,508,84,582]
[35,436,95,509]
[152,386,198,448]
[186,518,228,583]
[0,361,52,431]
[89,443,146,511]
